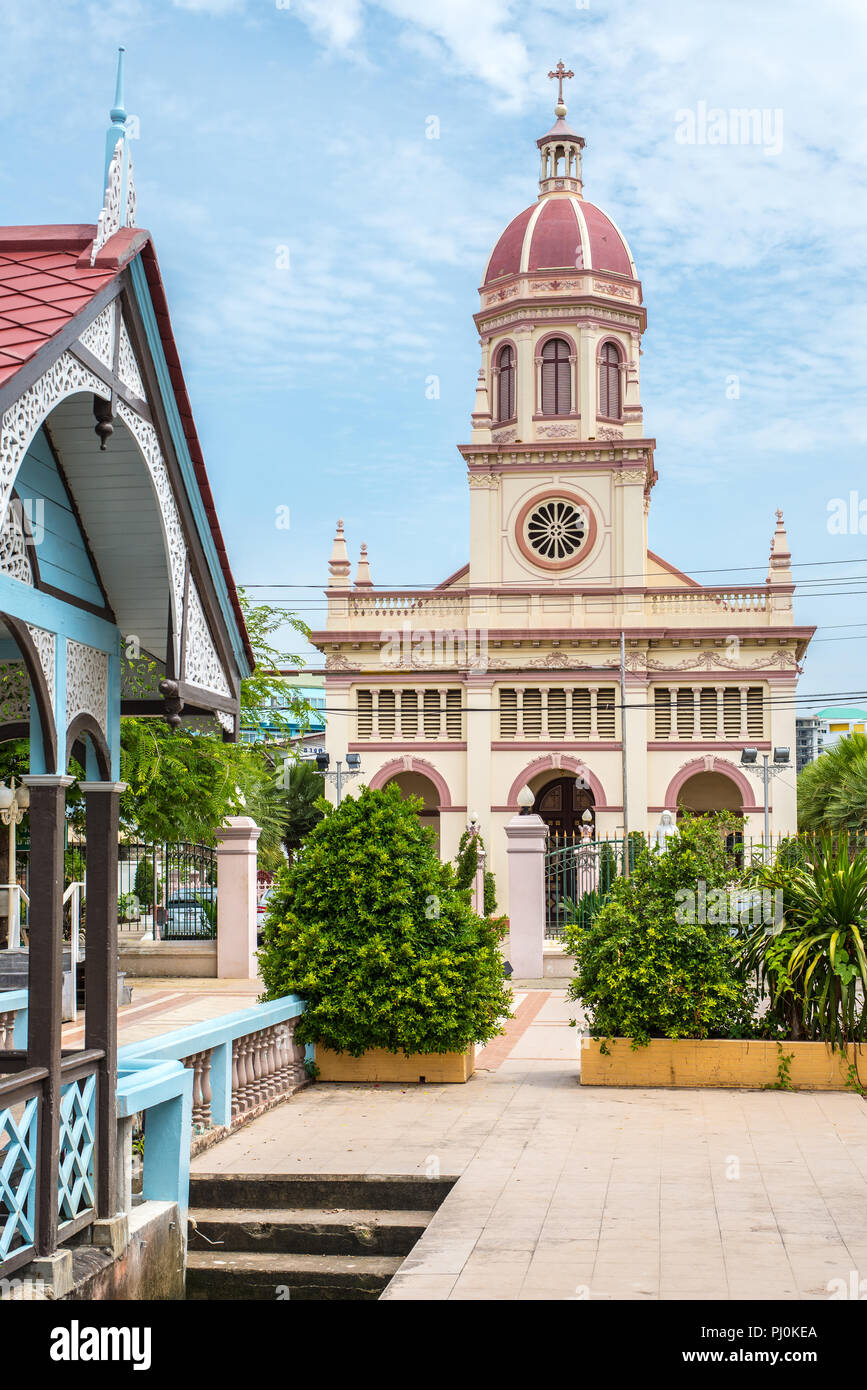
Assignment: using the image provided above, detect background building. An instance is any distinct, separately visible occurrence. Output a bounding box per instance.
[795,715,828,772]
[814,705,867,751]
[240,672,325,746]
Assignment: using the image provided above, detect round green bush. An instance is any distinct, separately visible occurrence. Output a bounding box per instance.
[258,784,512,1056]
[565,813,754,1047]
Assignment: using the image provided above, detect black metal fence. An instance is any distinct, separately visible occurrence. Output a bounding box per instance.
[543,829,867,940]
[545,834,626,939]
[117,841,217,939]
[12,833,218,941]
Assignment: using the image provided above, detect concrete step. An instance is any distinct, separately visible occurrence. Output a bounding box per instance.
[185,1250,403,1301]
[189,1172,456,1212]
[189,1206,435,1256]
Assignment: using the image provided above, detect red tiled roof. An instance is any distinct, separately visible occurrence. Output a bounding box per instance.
[0,228,117,386]
[0,224,254,674]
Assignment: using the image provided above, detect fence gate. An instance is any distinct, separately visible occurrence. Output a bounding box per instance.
[544,834,626,939]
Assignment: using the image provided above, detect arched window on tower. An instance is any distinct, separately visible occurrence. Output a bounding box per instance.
[496,344,515,422]
[598,341,622,419]
[540,338,571,415]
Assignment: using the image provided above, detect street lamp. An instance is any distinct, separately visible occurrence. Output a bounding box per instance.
[316,752,364,805]
[0,778,28,947]
[517,785,535,815]
[740,747,790,858]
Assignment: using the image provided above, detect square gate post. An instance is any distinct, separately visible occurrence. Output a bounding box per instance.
[505,813,548,979]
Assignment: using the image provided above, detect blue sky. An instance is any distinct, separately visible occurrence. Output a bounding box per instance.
[1,0,866,709]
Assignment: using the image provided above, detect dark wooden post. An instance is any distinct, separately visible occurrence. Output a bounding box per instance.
[81,781,125,1219]
[23,774,73,1257]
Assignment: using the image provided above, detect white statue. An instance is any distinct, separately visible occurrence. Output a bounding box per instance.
[654,809,679,853]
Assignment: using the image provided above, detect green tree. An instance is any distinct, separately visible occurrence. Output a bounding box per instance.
[278,761,325,860]
[259,784,512,1056]
[133,855,161,909]
[565,813,753,1047]
[118,592,309,855]
[798,733,867,835]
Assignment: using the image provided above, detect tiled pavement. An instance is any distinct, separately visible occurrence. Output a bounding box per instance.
[61,976,262,1051]
[190,990,867,1300]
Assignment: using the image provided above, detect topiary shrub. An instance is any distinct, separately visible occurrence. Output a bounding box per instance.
[453,828,497,916]
[133,855,160,910]
[258,784,512,1056]
[565,812,754,1047]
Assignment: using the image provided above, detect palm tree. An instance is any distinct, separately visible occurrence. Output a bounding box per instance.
[279,762,325,860]
[798,732,867,834]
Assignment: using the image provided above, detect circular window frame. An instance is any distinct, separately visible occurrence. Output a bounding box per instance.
[515,489,598,572]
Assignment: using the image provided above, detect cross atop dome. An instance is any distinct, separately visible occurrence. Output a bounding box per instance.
[537,60,585,199]
[548,61,574,116]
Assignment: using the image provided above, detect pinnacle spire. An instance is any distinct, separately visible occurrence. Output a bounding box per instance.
[355,543,373,588]
[767,508,792,584]
[328,519,351,587]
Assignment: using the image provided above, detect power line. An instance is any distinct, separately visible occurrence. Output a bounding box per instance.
[240,552,867,589]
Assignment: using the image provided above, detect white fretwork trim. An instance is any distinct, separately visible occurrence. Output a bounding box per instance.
[26,624,56,714]
[0,662,29,723]
[0,352,110,530]
[66,640,109,739]
[216,709,235,733]
[183,578,231,698]
[0,503,34,585]
[92,138,125,265]
[78,302,117,371]
[126,149,137,229]
[116,399,187,670]
[117,316,147,401]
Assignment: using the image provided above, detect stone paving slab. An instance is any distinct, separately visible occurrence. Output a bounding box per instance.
[188,989,867,1300]
[62,976,262,1050]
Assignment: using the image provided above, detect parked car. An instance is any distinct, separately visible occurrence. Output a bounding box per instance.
[256,887,274,945]
[162,895,213,938]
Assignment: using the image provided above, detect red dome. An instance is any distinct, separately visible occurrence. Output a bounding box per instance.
[483,195,635,286]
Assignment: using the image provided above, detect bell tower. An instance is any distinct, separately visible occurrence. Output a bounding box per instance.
[460,66,655,604]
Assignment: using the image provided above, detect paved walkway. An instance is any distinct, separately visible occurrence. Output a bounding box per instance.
[189,990,867,1300]
[61,976,261,1050]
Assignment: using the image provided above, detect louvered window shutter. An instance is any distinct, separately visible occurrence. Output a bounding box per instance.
[599,343,621,419]
[541,339,570,415]
[497,346,514,421]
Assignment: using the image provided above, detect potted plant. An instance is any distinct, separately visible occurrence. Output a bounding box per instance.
[258,784,512,1082]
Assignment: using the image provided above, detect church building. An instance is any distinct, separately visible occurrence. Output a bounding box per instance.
[311,69,813,905]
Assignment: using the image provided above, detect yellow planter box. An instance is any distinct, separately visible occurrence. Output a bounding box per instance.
[581,1037,866,1090]
[315,1045,475,1084]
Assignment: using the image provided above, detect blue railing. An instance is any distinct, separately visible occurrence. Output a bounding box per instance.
[1,990,307,1268]
[117,995,307,1220]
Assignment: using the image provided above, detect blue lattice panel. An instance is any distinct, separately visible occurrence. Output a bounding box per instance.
[0,1096,38,1264]
[58,1074,96,1223]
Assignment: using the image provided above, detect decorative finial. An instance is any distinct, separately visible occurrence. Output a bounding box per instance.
[328,518,352,587]
[91,46,137,265]
[111,47,127,124]
[355,543,373,589]
[548,60,574,117]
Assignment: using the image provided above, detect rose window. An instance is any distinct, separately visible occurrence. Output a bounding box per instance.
[525,498,587,561]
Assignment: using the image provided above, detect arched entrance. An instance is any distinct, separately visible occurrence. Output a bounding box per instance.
[533,774,596,839]
[676,771,744,816]
[383,771,442,851]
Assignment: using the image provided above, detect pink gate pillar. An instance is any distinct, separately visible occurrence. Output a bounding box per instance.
[505,813,548,978]
[216,816,262,980]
